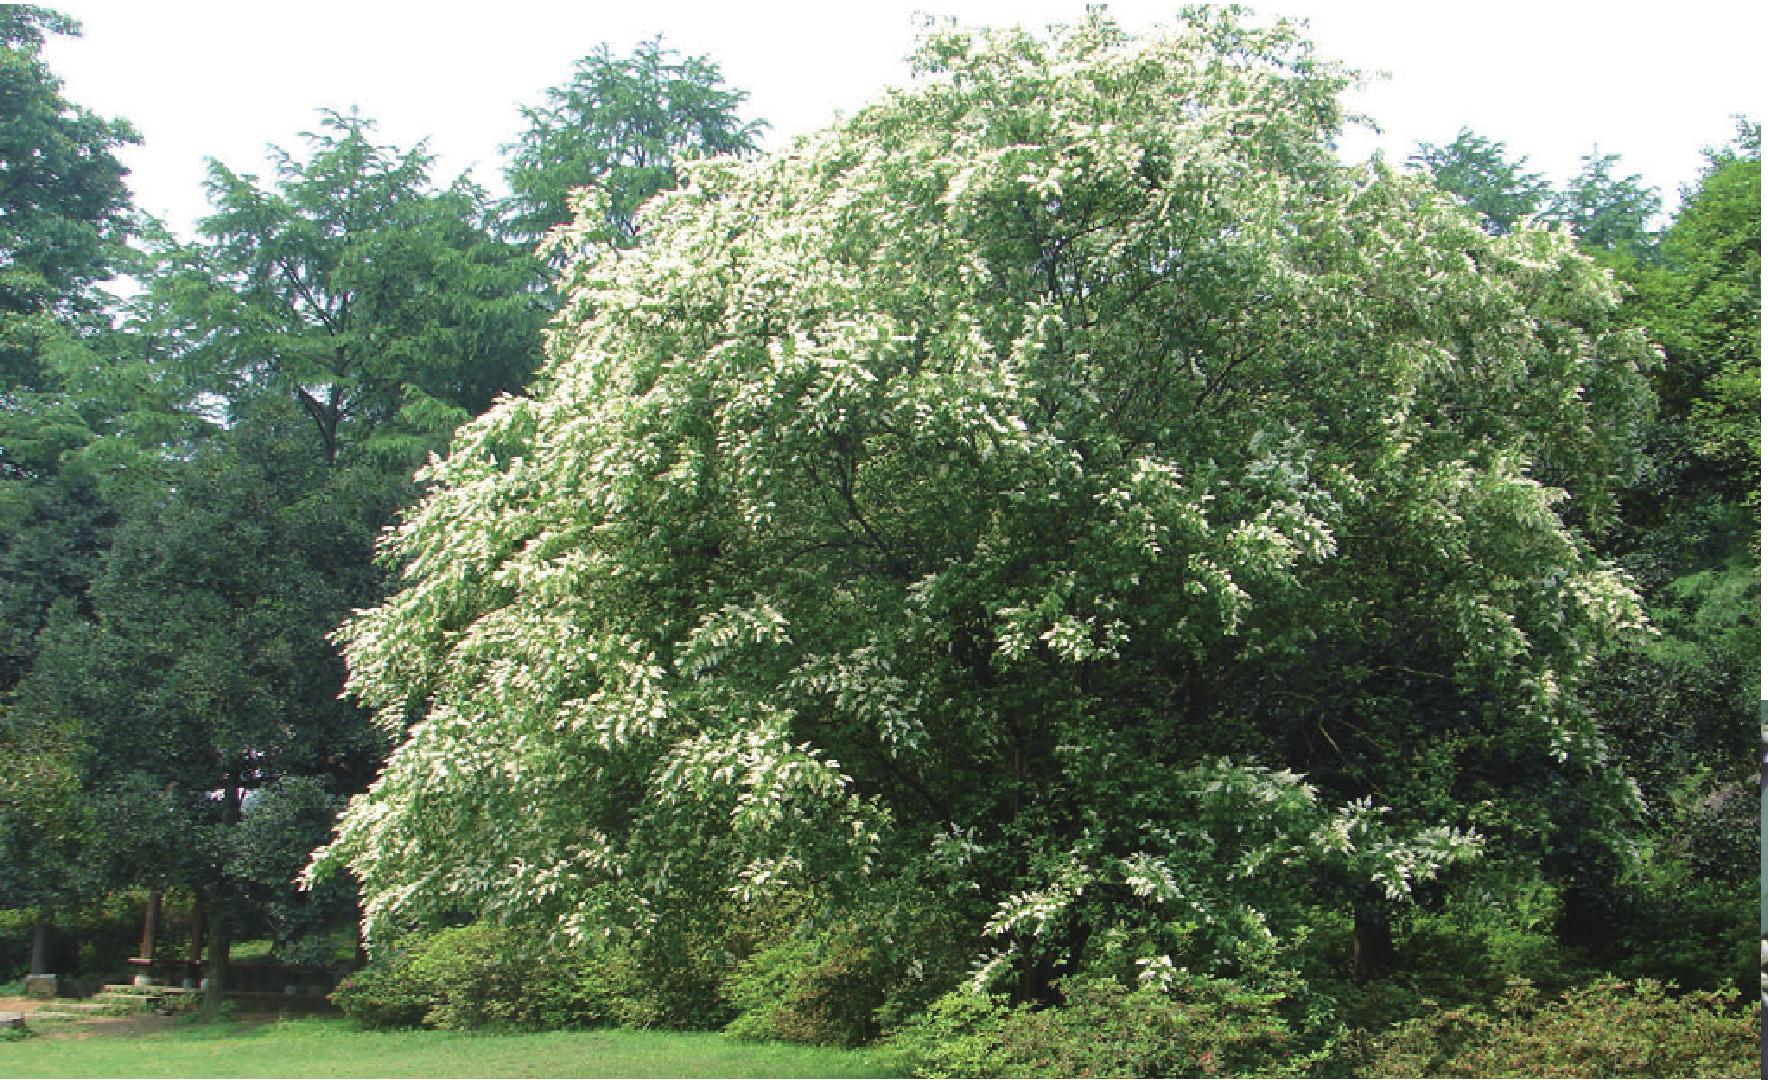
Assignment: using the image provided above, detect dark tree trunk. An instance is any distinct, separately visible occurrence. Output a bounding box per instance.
[1555,881,1612,949]
[29,912,53,975]
[186,895,207,987]
[202,911,232,1017]
[202,777,243,1017]
[136,889,162,967]
[1353,900,1397,980]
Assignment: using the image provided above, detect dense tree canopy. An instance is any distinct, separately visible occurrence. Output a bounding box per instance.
[0,6,136,319]
[6,108,550,999]
[0,5,1755,1066]
[148,111,547,467]
[0,8,149,938]
[16,402,387,961]
[316,11,1658,1007]
[1,10,791,1005]
[0,4,142,692]
[1587,123,1760,956]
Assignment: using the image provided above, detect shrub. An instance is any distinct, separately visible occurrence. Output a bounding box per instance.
[723,923,894,1046]
[332,923,612,1031]
[885,989,1014,1078]
[0,911,31,981]
[1345,977,1760,1078]
[402,923,533,1030]
[331,950,430,1028]
[889,976,1295,1078]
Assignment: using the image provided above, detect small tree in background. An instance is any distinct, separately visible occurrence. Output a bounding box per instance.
[1544,149,1663,258]
[502,37,764,255]
[1408,127,1550,235]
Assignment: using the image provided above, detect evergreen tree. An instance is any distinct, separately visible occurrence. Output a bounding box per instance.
[502,37,763,255]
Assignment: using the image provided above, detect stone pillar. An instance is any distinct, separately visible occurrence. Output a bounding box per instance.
[131,889,163,986]
[23,975,58,999]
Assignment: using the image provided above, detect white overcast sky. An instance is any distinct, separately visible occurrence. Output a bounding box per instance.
[42,2,1765,240]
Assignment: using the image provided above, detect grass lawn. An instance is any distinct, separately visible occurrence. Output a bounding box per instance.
[0,1017,905,1078]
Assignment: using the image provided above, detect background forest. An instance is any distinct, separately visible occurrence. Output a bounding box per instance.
[0,6,1758,1077]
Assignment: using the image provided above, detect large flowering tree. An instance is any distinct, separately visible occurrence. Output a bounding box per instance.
[314,10,1653,1000]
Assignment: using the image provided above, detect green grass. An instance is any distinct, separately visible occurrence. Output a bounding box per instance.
[0,1018,905,1078]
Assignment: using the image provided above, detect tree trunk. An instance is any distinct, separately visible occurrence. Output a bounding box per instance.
[1353,900,1396,981]
[202,777,243,1017]
[138,889,162,963]
[28,912,53,975]
[202,909,232,1018]
[186,896,207,987]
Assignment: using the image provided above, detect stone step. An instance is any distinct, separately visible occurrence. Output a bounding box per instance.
[94,985,214,1016]
[93,992,159,1013]
[100,983,199,996]
[38,1002,113,1014]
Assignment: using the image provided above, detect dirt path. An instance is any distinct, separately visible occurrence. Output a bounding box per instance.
[0,996,294,1040]
[0,997,177,1039]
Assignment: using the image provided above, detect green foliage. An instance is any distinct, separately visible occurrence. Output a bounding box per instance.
[1342,978,1759,1079]
[723,921,896,1047]
[1578,118,1760,994]
[0,19,161,919]
[10,104,556,1002]
[320,10,1656,1009]
[889,977,1294,1079]
[720,892,976,1048]
[0,6,137,316]
[884,991,1013,1079]
[0,655,92,913]
[1626,120,1760,501]
[1408,132,1663,258]
[502,38,763,251]
[19,406,388,794]
[401,924,539,1031]
[145,110,546,468]
[1594,787,1758,996]
[335,923,618,1032]
[1543,149,1662,257]
[331,952,432,1029]
[1408,128,1549,234]
[227,778,357,966]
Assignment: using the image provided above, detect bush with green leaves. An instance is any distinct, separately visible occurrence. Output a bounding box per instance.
[1341,977,1759,1078]
[723,918,898,1047]
[331,944,433,1029]
[889,976,1297,1079]
[332,923,609,1031]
